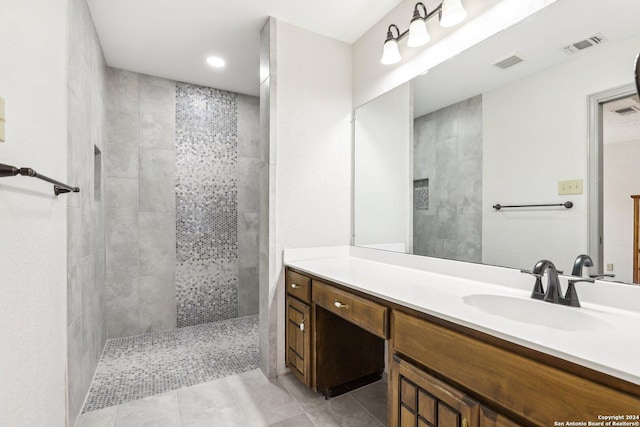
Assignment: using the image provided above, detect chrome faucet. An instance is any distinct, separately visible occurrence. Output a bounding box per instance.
[522,259,594,307]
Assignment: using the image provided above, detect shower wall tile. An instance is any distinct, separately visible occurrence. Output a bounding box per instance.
[176,83,239,326]
[457,159,483,216]
[458,95,483,143]
[238,94,260,158]
[457,213,482,263]
[139,212,176,277]
[238,157,261,212]
[67,207,83,325]
[237,94,260,317]
[106,110,138,178]
[106,177,139,248]
[80,254,95,359]
[436,102,459,140]
[67,0,108,423]
[106,243,139,313]
[139,275,177,333]
[139,148,176,212]
[413,115,436,180]
[106,68,139,114]
[105,70,259,334]
[81,186,93,258]
[238,211,259,269]
[67,315,85,425]
[414,96,482,264]
[239,267,259,317]
[107,309,142,338]
[140,77,176,149]
[67,95,87,209]
[106,68,177,336]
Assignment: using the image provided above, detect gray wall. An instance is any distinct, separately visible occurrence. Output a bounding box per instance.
[237,94,260,317]
[67,0,107,423]
[105,69,259,337]
[413,95,482,262]
[105,69,177,338]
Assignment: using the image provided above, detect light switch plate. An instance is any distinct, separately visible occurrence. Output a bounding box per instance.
[558,179,583,195]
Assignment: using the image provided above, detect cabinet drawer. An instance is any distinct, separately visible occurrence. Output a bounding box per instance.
[312,280,388,338]
[392,310,640,425]
[285,270,311,304]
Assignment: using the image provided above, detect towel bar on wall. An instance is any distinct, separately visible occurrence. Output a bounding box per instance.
[0,163,80,196]
[493,201,573,210]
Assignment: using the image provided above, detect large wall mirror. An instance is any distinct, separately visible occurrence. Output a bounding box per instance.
[353,0,640,284]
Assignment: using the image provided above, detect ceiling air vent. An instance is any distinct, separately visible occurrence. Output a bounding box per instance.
[613,106,640,116]
[562,33,607,55]
[493,53,525,70]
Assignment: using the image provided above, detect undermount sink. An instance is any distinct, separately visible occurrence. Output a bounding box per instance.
[463,294,613,331]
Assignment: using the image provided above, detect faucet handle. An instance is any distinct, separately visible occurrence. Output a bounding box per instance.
[589,273,615,279]
[520,269,545,299]
[520,269,541,277]
[561,277,594,307]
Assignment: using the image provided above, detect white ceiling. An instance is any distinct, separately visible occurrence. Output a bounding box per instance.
[87,0,404,96]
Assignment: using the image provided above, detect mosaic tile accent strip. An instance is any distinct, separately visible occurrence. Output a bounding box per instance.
[82,315,259,413]
[414,178,429,210]
[176,83,239,327]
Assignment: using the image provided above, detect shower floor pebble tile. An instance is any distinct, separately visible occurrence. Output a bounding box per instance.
[82,315,259,413]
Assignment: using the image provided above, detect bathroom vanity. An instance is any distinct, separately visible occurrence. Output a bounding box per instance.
[284,248,640,427]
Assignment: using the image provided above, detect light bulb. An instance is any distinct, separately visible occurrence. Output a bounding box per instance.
[440,0,467,28]
[381,39,401,65]
[407,19,430,47]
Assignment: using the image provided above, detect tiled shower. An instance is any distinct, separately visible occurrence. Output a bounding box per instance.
[413,95,483,262]
[105,70,260,338]
[65,0,261,421]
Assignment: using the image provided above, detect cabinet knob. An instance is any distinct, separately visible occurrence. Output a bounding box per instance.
[334,300,350,309]
[290,283,301,289]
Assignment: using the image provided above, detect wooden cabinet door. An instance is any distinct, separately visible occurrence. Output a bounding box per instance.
[286,296,311,386]
[391,356,479,427]
[479,406,523,427]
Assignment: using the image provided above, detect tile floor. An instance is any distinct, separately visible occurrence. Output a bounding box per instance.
[83,316,259,412]
[75,369,388,427]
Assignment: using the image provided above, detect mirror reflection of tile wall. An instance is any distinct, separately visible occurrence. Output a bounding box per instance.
[413,95,482,262]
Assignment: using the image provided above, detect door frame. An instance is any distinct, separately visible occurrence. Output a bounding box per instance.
[587,83,637,273]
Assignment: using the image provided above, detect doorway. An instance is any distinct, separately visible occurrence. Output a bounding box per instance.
[588,84,640,281]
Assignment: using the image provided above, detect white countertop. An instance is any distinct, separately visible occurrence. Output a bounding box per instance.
[284,247,640,386]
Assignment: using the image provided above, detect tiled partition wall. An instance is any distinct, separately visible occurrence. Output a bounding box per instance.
[106,69,259,338]
[413,95,483,262]
[66,0,108,423]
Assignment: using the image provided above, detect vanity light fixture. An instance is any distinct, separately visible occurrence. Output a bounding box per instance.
[381,0,468,65]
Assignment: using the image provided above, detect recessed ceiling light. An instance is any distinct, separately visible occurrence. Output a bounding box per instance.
[206,56,225,68]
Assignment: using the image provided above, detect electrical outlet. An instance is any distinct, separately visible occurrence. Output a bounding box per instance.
[558,179,583,195]
[606,263,614,272]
